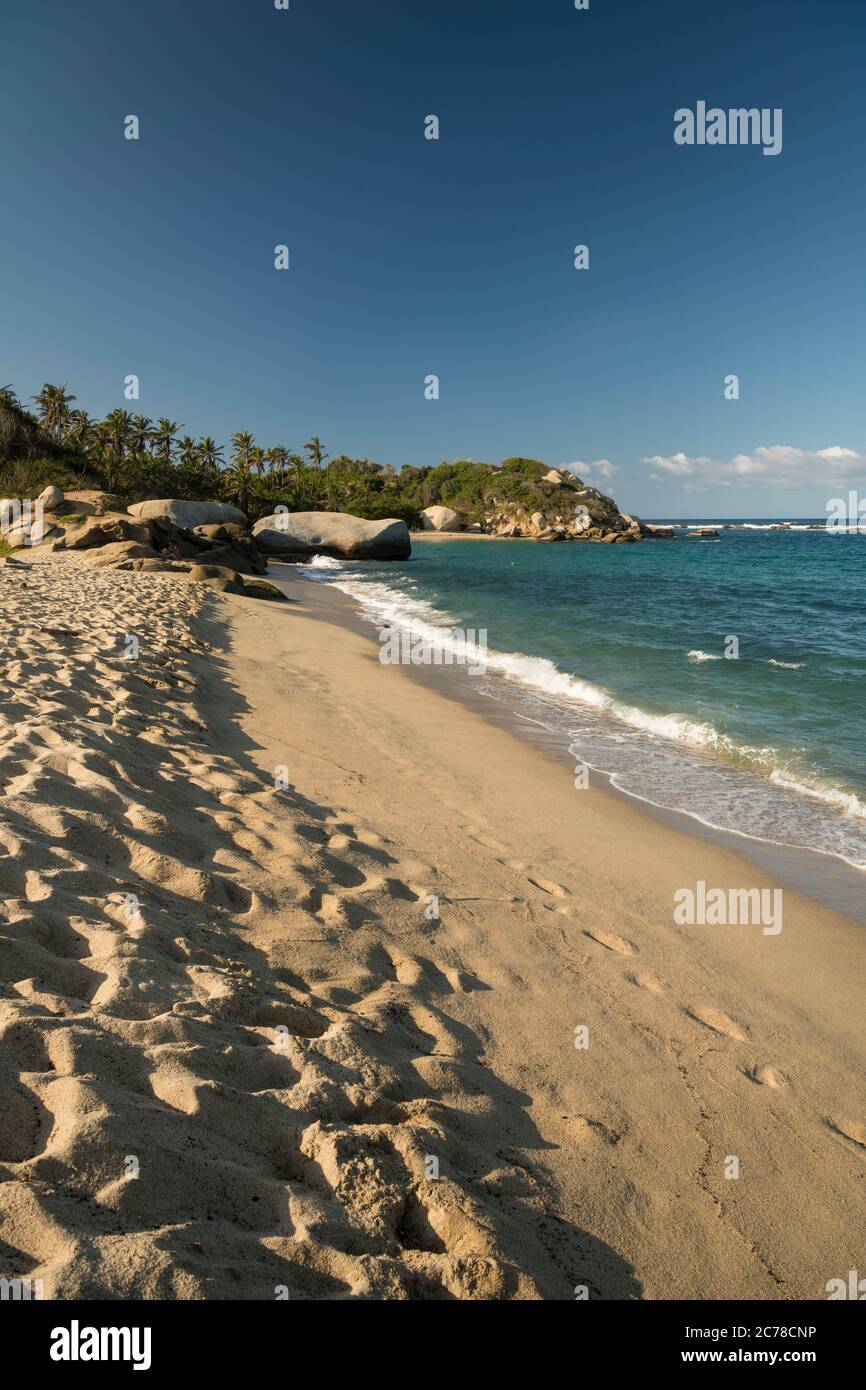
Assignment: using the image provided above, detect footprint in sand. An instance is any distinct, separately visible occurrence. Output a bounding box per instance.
[469,831,509,854]
[827,1117,866,1149]
[566,1114,623,1145]
[627,970,666,993]
[584,928,636,956]
[526,876,570,898]
[744,1062,787,1090]
[686,1006,748,1042]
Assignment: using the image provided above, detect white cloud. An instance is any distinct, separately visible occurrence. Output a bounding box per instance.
[643,445,866,492]
[565,458,618,483]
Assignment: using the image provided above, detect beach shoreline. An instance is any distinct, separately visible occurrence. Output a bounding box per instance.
[273,562,866,923]
[1,554,863,1300]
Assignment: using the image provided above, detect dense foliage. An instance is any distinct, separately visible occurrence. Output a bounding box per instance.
[0,383,597,527]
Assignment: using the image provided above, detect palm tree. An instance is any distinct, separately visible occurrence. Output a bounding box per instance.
[223,431,256,513]
[250,445,268,477]
[196,437,224,473]
[101,408,135,462]
[131,415,153,455]
[267,444,289,477]
[222,459,251,513]
[230,431,255,471]
[155,418,182,464]
[304,435,329,471]
[178,435,199,467]
[32,383,76,440]
[64,409,95,452]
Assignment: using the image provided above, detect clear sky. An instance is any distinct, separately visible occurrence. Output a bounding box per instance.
[3,0,864,517]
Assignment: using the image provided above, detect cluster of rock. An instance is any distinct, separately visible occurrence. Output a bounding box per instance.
[6,489,288,601]
[419,475,653,543]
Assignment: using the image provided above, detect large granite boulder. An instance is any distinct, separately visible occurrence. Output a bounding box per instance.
[85,541,162,568]
[37,485,65,513]
[188,564,245,594]
[129,499,248,528]
[56,515,152,551]
[420,505,462,532]
[253,511,411,560]
[199,540,267,576]
[241,578,289,602]
[187,565,288,601]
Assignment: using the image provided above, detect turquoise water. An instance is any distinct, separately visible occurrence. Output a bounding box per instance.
[300,524,866,868]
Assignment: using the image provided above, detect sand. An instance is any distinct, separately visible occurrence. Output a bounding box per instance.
[0,554,862,1300]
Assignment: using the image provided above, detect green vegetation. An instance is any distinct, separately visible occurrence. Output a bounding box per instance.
[0,382,598,527]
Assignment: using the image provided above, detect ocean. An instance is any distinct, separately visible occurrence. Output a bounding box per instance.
[298,522,866,870]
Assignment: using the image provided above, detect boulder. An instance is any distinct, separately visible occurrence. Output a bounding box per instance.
[129,499,248,528]
[420,505,462,532]
[241,579,289,602]
[37,485,65,513]
[62,490,125,516]
[59,515,152,551]
[253,511,411,560]
[85,541,162,569]
[201,540,267,576]
[6,521,62,549]
[192,523,248,542]
[188,564,245,594]
[120,558,189,573]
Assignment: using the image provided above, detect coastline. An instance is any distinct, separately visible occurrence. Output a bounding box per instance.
[2,555,863,1300]
[231,565,865,1296]
[276,563,866,923]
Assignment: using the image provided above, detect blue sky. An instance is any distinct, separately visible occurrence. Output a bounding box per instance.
[3,0,864,517]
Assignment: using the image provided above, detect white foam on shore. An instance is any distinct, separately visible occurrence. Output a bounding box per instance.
[299,564,866,863]
[307,568,777,765]
[300,554,344,570]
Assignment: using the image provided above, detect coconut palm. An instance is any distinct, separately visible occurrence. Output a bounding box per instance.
[32,383,76,440]
[223,431,256,513]
[251,446,270,478]
[267,444,289,477]
[131,415,153,455]
[230,431,255,471]
[196,437,224,473]
[101,409,135,462]
[304,435,329,471]
[155,418,182,464]
[64,409,95,452]
[178,435,199,467]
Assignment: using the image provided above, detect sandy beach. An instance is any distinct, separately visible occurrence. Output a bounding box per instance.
[0,553,863,1301]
